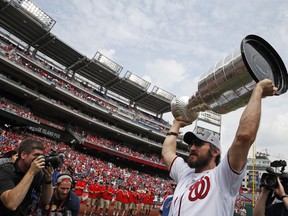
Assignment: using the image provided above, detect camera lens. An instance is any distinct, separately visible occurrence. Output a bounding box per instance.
[264,175,277,188]
[45,154,64,169]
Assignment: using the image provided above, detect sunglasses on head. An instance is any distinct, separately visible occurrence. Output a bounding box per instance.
[187,139,205,149]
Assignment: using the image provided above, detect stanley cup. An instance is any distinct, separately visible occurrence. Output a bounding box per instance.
[171,34,288,122]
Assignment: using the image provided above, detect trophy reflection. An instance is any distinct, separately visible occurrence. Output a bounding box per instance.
[171,34,288,123]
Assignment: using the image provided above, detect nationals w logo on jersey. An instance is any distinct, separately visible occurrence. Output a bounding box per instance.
[188,176,210,201]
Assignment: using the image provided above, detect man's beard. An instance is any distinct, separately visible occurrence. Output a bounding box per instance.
[57,190,68,200]
[187,150,213,169]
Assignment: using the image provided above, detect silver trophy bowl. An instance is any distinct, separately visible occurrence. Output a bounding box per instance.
[172,34,288,122]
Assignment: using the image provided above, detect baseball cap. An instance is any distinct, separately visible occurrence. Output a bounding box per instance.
[183,129,221,152]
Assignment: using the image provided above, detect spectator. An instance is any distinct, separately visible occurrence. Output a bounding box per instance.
[99,182,115,216]
[141,190,151,216]
[147,190,155,215]
[74,177,88,202]
[121,186,130,216]
[84,179,100,216]
[129,187,140,216]
[113,185,124,216]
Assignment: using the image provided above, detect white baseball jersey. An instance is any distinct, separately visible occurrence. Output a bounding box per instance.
[168,154,246,216]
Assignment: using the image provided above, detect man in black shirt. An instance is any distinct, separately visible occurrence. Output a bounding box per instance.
[0,138,54,215]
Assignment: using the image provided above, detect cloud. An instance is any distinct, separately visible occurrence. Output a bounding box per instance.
[145,58,190,91]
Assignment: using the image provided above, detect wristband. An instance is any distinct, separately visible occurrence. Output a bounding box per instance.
[166,132,179,137]
[280,195,288,200]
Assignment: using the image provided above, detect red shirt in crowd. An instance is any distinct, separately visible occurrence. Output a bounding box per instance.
[94,184,102,199]
[74,179,87,196]
[148,194,154,205]
[99,184,106,199]
[102,185,115,200]
[121,190,130,204]
[133,191,140,204]
[88,183,99,199]
[128,190,134,204]
[115,189,123,202]
[142,193,150,205]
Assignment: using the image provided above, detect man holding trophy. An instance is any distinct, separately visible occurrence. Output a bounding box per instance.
[161,35,288,216]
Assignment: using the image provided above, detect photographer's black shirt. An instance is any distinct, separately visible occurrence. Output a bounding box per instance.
[266,202,288,216]
[0,162,43,216]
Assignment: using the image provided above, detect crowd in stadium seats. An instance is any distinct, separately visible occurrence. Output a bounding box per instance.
[234,195,253,215]
[0,69,167,146]
[0,98,166,165]
[0,36,171,135]
[84,133,165,165]
[0,97,39,123]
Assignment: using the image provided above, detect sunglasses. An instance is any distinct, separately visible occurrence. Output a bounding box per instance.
[187,139,205,149]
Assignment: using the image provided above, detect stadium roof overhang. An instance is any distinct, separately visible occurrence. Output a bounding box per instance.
[76,59,122,87]
[36,37,86,68]
[135,92,172,114]
[0,0,86,68]
[0,0,50,44]
[108,83,172,114]
[105,72,174,114]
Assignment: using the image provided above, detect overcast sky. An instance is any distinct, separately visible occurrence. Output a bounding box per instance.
[32,0,288,162]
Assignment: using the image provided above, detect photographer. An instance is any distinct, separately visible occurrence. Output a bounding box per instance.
[254,178,288,216]
[0,138,54,215]
[41,173,80,216]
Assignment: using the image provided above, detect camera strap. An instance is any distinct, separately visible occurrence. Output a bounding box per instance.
[47,196,67,216]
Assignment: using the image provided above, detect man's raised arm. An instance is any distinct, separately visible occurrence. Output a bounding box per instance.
[228,79,277,173]
[162,120,190,170]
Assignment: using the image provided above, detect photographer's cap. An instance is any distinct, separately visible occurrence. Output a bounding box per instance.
[184,129,221,152]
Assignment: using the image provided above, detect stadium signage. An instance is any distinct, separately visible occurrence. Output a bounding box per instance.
[37,117,65,131]
[28,126,61,139]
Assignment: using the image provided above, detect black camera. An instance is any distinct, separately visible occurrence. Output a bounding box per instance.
[260,160,288,190]
[44,150,64,169]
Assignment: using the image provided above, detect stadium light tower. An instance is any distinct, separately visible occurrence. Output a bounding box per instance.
[93,52,123,74]
[194,110,222,142]
[152,86,175,101]
[15,0,56,30]
[125,71,151,90]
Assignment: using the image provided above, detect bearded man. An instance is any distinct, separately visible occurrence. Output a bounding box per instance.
[42,173,80,216]
[161,79,277,216]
